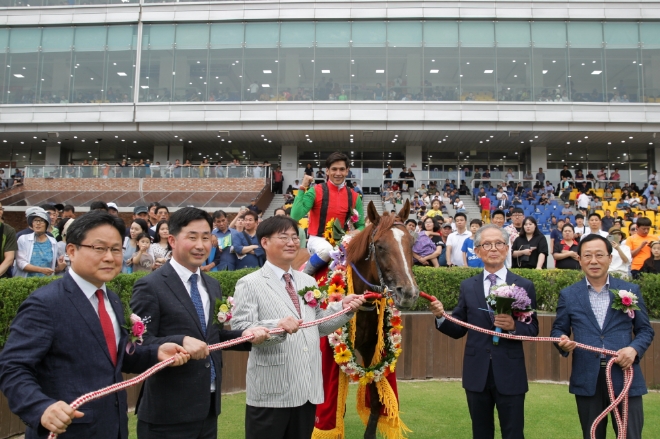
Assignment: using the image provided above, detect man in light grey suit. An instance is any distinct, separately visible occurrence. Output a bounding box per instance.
[232,216,366,439]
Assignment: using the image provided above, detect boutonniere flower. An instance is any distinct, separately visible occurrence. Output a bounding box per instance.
[214,296,234,325]
[611,289,640,318]
[298,286,326,308]
[123,310,149,354]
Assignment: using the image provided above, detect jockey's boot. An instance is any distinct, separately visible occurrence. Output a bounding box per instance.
[303,253,330,276]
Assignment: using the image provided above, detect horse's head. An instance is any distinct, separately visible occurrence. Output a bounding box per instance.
[347,199,419,310]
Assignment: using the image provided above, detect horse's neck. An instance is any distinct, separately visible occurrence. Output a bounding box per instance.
[351,259,379,294]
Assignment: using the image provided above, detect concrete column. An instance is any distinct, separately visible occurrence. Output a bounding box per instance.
[530,145,548,177]
[153,144,169,165]
[406,145,423,183]
[168,144,184,164]
[281,145,298,190]
[653,147,660,175]
[45,146,61,166]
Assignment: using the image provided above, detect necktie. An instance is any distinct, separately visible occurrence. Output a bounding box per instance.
[283,273,302,317]
[189,274,216,385]
[486,274,498,325]
[95,290,117,367]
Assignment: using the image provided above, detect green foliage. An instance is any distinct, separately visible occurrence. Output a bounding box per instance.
[0,267,658,349]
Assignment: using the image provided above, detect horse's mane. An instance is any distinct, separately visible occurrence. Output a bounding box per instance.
[345,212,398,265]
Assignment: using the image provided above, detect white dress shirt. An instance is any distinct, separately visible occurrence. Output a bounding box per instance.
[69,268,120,348]
[170,257,210,325]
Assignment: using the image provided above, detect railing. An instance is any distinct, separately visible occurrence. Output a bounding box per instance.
[23,165,270,180]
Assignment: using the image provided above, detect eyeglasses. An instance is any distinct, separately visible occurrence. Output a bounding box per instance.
[580,253,609,261]
[31,218,47,224]
[78,244,123,257]
[271,235,300,244]
[476,241,508,251]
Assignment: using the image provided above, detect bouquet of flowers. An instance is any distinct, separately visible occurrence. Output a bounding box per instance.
[123,309,149,354]
[611,289,640,318]
[486,283,534,345]
[214,296,235,325]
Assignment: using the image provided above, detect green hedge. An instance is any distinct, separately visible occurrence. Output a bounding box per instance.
[0,268,657,349]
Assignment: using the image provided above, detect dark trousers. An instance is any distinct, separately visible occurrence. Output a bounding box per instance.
[136,393,217,439]
[245,401,316,439]
[575,366,644,439]
[465,362,526,439]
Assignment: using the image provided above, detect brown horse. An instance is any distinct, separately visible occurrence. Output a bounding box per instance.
[345,199,419,438]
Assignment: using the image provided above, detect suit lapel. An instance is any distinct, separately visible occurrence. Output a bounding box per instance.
[261,265,300,317]
[63,274,116,366]
[161,262,205,336]
[601,279,618,331]
[577,278,604,332]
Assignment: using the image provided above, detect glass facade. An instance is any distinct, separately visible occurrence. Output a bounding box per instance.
[0,21,659,104]
[0,25,137,104]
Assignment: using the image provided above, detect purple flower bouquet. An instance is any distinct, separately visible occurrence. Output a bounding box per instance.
[486,284,534,345]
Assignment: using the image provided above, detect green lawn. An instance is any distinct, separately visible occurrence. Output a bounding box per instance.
[127,381,660,438]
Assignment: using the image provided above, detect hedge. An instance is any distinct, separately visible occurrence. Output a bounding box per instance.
[0,268,657,349]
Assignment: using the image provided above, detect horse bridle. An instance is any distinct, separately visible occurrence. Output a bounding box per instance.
[349,221,407,299]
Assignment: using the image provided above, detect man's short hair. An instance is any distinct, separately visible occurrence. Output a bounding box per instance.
[40,203,57,212]
[168,207,212,237]
[63,205,75,213]
[256,216,299,242]
[577,234,612,256]
[491,209,506,219]
[512,207,524,215]
[575,213,584,219]
[470,219,483,227]
[588,213,601,220]
[89,201,109,211]
[637,217,652,228]
[325,151,350,169]
[212,210,227,220]
[405,219,417,226]
[66,211,125,247]
[454,212,467,221]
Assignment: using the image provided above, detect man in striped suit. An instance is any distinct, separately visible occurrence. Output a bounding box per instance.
[232,216,365,439]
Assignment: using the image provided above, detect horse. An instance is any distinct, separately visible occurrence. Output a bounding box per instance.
[293,199,418,438]
[344,199,419,438]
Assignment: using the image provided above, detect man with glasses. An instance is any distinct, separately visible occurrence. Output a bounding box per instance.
[232,216,365,439]
[430,224,538,439]
[551,234,654,439]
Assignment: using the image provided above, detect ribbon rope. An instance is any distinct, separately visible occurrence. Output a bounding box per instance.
[46,295,385,439]
[418,291,633,439]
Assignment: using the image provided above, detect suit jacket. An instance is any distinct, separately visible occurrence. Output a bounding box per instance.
[550,277,655,397]
[437,270,538,395]
[0,272,158,439]
[129,261,249,425]
[231,264,353,408]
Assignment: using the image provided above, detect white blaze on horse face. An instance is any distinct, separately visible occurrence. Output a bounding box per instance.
[391,228,415,288]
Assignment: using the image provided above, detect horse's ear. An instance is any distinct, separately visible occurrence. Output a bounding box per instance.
[398,199,411,221]
[368,201,381,226]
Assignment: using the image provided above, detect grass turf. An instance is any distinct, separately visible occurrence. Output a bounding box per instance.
[127,380,660,438]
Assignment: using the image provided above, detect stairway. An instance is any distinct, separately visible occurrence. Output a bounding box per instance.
[262,193,287,218]
[457,195,483,222]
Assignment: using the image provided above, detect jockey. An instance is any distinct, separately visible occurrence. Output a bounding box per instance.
[291,151,365,275]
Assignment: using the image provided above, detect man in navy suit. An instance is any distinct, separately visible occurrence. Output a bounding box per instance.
[551,234,654,439]
[0,211,189,439]
[429,224,538,439]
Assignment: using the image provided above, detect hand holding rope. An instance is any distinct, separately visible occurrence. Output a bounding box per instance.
[419,291,633,439]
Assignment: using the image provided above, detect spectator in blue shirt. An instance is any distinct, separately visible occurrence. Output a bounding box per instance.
[462,219,484,268]
[211,210,237,271]
[233,211,264,269]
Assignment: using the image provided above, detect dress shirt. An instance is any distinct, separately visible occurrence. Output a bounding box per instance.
[586,276,611,330]
[265,260,296,289]
[169,257,209,325]
[69,268,120,348]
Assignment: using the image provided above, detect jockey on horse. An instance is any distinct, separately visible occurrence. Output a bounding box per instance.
[291,151,365,275]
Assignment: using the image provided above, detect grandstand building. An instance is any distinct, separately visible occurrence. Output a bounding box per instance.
[0,0,659,204]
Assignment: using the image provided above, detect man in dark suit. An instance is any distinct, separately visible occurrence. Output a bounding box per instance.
[551,234,654,439]
[130,207,269,439]
[429,224,538,439]
[0,211,189,439]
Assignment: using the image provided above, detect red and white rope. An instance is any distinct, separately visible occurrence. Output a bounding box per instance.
[47,303,360,439]
[419,291,633,439]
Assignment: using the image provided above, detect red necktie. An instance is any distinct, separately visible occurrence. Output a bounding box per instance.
[96,289,117,366]
[283,273,302,317]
